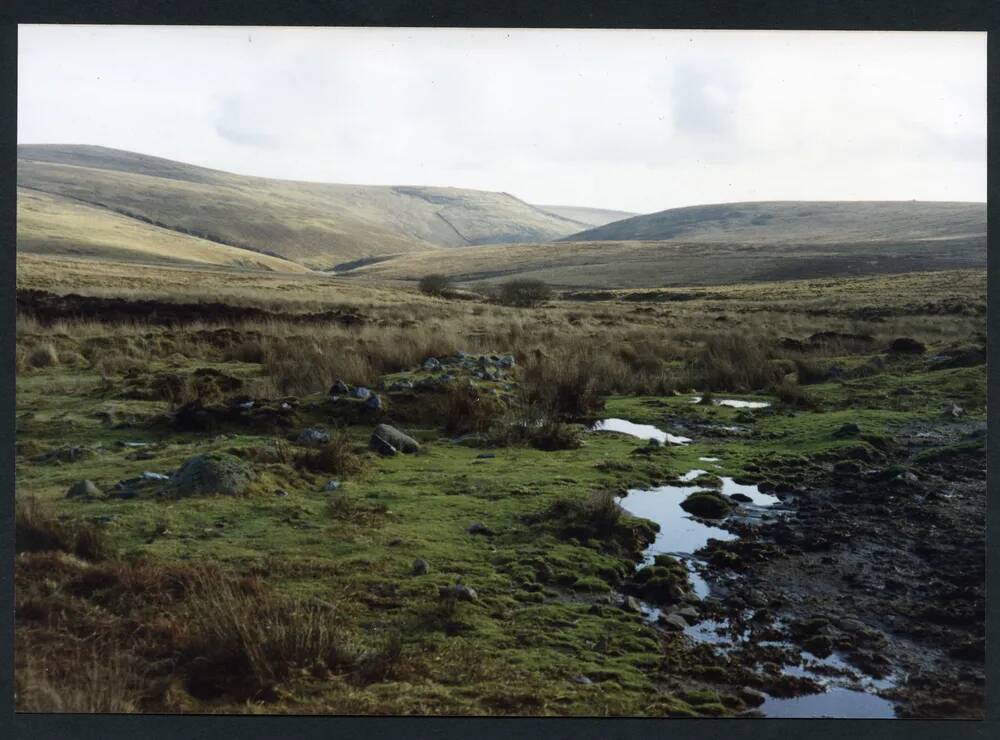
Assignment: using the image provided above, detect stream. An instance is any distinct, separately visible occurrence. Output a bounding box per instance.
[596,416,899,718]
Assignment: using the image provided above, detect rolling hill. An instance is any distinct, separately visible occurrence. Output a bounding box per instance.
[16,145,590,270]
[346,200,986,289]
[561,200,985,244]
[533,205,637,228]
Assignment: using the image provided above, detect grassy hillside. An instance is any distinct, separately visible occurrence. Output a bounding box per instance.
[533,204,638,228]
[16,188,310,273]
[561,200,986,244]
[17,145,587,269]
[344,235,986,289]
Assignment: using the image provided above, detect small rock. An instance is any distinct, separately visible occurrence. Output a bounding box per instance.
[476,453,496,459]
[330,379,351,395]
[390,379,414,391]
[738,687,767,707]
[141,471,170,481]
[423,357,443,372]
[942,403,964,418]
[412,558,430,575]
[365,393,383,411]
[324,479,341,492]
[571,675,593,685]
[297,427,330,445]
[622,595,643,613]
[498,355,516,369]
[659,613,689,631]
[371,424,420,454]
[353,387,372,400]
[274,488,289,498]
[466,522,493,536]
[439,583,478,602]
[673,606,700,623]
[369,435,397,456]
[66,480,101,499]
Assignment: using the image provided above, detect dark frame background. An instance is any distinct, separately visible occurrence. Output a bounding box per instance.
[1,2,996,739]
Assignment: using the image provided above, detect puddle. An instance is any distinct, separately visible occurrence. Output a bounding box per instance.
[690,396,771,409]
[591,418,691,445]
[619,483,738,556]
[621,467,895,718]
[761,688,896,718]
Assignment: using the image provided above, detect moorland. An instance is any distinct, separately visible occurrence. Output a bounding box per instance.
[12,147,987,718]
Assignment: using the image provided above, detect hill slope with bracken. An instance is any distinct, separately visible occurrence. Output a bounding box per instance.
[16,145,590,270]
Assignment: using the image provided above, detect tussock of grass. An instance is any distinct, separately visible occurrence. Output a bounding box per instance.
[15,496,115,561]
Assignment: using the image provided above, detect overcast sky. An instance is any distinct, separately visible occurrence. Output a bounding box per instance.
[18,26,986,214]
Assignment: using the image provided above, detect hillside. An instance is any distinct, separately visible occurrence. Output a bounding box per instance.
[533,204,638,228]
[16,187,311,273]
[561,200,985,244]
[16,145,588,269]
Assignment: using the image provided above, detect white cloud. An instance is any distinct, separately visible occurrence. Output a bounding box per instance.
[18,26,986,213]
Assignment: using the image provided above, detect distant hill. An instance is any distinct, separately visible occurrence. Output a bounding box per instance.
[16,145,588,270]
[561,200,986,244]
[345,200,986,289]
[533,204,638,228]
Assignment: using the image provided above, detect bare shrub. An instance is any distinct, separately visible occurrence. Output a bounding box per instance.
[496,279,552,308]
[418,274,452,297]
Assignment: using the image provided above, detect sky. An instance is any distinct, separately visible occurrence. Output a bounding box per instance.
[18,26,987,214]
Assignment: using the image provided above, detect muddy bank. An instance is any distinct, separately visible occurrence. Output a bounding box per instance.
[685,422,986,718]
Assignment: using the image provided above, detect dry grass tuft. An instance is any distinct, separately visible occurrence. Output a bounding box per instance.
[15,496,115,561]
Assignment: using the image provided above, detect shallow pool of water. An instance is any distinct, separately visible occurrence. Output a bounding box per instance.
[690,396,771,409]
[761,688,896,718]
[591,418,692,445]
[619,483,738,556]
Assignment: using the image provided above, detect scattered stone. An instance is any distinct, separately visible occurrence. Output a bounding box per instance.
[571,675,593,685]
[439,583,478,602]
[371,424,420,454]
[274,488,289,497]
[365,393,384,411]
[738,687,767,707]
[942,403,964,418]
[673,606,700,623]
[330,379,351,395]
[369,435,397,456]
[66,480,101,499]
[353,387,372,400]
[659,613,689,631]
[466,522,493,536]
[171,453,256,496]
[389,379,414,391]
[423,357,443,371]
[324,479,341,492]
[141,471,170,481]
[622,595,643,613]
[297,427,330,445]
[412,558,430,576]
[679,490,731,519]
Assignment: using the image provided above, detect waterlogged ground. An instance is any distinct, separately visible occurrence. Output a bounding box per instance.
[14,341,986,716]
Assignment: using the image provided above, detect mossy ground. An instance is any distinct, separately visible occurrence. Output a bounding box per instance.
[14,267,985,715]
